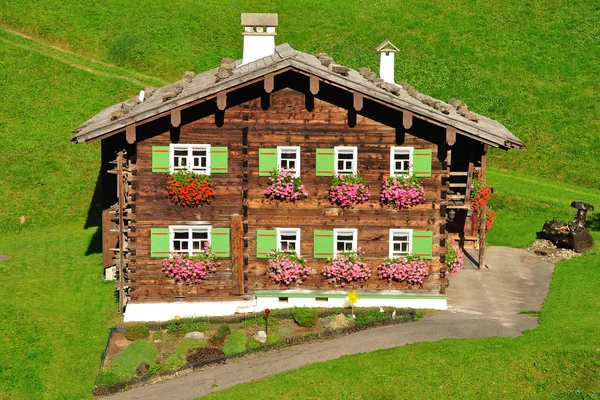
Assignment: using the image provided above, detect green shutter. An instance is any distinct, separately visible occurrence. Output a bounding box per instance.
[314,230,334,258]
[256,230,277,258]
[152,146,170,172]
[316,148,335,177]
[210,147,228,174]
[413,149,432,177]
[412,231,433,259]
[211,228,230,258]
[150,228,170,257]
[259,148,277,176]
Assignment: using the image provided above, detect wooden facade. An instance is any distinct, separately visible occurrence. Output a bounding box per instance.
[75,43,524,313]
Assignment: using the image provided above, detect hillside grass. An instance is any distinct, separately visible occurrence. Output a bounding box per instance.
[0,1,599,398]
[1,1,599,188]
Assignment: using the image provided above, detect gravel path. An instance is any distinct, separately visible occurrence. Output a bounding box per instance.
[104,246,554,400]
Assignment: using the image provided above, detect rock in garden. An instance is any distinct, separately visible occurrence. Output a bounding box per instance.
[254,330,267,343]
[330,314,350,330]
[184,331,205,340]
[135,361,149,376]
[319,317,332,329]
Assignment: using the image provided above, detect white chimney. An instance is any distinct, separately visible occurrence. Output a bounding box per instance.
[376,40,399,84]
[241,13,278,65]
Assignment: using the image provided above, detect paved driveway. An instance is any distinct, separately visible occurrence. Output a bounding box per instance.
[105,247,554,399]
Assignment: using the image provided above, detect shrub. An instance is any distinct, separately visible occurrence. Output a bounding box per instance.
[166,170,215,207]
[162,250,219,284]
[380,175,426,209]
[327,174,370,208]
[266,334,282,344]
[166,319,209,337]
[268,250,311,285]
[293,307,318,327]
[222,331,248,355]
[378,256,429,285]
[240,317,279,331]
[355,309,391,327]
[264,168,308,201]
[110,340,158,377]
[210,324,231,344]
[175,338,207,355]
[157,353,187,372]
[446,242,465,275]
[95,369,128,386]
[247,338,262,349]
[321,248,371,286]
[124,323,149,341]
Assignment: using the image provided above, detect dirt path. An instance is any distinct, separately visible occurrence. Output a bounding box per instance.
[0,25,167,87]
[104,247,554,399]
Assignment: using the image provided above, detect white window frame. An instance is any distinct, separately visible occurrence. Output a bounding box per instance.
[276,228,301,256]
[277,146,301,177]
[334,146,358,175]
[170,144,211,175]
[169,225,212,256]
[389,228,413,258]
[390,146,414,177]
[333,228,358,255]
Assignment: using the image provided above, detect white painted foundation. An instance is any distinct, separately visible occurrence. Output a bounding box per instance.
[124,290,447,322]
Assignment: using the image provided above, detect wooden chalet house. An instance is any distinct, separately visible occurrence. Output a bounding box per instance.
[73,14,524,322]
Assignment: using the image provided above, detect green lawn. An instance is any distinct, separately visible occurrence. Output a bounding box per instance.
[0,1,599,398]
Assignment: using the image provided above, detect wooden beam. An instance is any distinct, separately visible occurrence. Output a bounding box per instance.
[478,146,488,269]
[171,107,181,128]
[403,111,413,129]
[125,125,136,144]
[309,75,319,95]
[217,91,227,111]
[446,126,456,146]
[353,92,363,111]
[465,161,474,203]
[264,73,274,93]
[231,214,244,295]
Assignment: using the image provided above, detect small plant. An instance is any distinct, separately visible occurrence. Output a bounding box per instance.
[327,173,370,208]
[157,353,186,372]
[445,242,465,275]
[165,319,209,337]
[378,256,429,285]
[222,331,248,355]
[247,338,262,349]
[485,207,496,232]
[265,334,282,344]
[469,170,492,212]
[162,246,219,284]
[124,323,149,341]
[345,291,360,317]
[321,248,371,286]
[268,250,311,285]
[293,307,318,327]
[240,316,279,331]
[380,175,426,209]
[209,324,231,345]
[355,309,391,327]
[166,170,215,207]
[175,338,207,354]
[263,168,308,201]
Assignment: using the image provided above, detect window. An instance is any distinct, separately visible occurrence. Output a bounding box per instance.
[390,147,413,176]
[170,144,211,174]
[277,146,301,177]
[169,226,211,255]
[334,146,357,174]
[334,228,357,253]
[276,228,301,255]
[389,229,413,258]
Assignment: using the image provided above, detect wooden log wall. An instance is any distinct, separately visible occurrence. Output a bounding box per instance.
[128,87,448,301]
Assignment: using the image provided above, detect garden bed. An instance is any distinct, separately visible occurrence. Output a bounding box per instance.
[93,307,419,396]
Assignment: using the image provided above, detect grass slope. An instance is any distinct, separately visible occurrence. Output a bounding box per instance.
[205,175,600,399]
[1,1,599,188]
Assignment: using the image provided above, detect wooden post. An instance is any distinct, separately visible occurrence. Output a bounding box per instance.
[117,151,125,314]
[231,215,244,295]
[102,209,112,269]
[478,145,488,269]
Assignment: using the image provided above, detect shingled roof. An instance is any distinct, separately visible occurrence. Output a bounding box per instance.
[72,43,525,150]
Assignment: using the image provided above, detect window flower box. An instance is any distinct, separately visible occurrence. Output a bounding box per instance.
[378,256,429,285]
[161,246,220,284]
[166,170,215,207]
[268,250,311,285]
[327,173,370,208]
[380,175,426,209]
[321,248,371,286]
[263,168,308,201]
